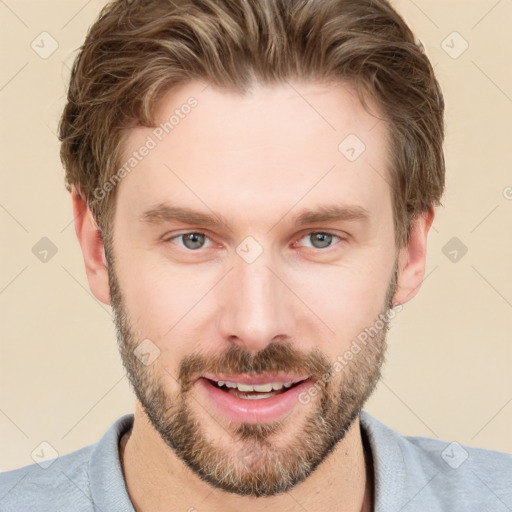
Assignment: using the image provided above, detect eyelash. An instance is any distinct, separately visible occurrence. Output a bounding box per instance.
[163,231,345,252]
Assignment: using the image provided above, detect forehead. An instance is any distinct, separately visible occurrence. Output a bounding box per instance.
[115,79,392,231]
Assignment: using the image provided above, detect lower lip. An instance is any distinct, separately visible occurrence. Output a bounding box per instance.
[195,378,314,424]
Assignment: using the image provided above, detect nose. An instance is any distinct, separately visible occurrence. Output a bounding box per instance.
[216,252,296,353]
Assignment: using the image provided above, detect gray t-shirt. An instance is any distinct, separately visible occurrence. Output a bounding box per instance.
[1,411,511,511]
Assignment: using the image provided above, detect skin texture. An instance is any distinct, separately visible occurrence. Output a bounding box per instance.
[72,79,434,512]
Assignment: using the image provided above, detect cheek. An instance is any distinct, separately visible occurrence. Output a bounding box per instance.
[285,255,393,348]
[115,253,196,338]
[116,254,225,372]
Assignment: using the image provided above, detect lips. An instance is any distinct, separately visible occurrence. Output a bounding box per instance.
[195,374,315,424]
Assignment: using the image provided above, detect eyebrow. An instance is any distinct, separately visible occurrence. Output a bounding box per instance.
[139,202,370,230]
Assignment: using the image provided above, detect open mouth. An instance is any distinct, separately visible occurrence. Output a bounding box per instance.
[201,377,309,400]
[196,375,314,423]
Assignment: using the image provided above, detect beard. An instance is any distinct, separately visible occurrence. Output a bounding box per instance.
[106,245,398,497]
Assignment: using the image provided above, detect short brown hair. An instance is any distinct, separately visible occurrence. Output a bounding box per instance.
[59,0,445,248]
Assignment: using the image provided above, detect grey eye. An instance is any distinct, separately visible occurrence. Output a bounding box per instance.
[180,233,206,250]
[302,232,340,249]
[309,232,333,249]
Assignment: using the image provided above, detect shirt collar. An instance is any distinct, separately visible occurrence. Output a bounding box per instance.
[360,410,406,512]
[89,413,135,512]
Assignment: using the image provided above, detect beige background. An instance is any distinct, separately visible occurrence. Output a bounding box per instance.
[1,0,511,472]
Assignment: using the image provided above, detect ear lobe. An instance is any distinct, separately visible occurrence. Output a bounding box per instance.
[71,187,111,305]
[392,206,435,306]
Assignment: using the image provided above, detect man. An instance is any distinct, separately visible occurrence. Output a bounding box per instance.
[1,0,510,510]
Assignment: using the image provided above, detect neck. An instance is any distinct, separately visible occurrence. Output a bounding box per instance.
[120,402,374,512]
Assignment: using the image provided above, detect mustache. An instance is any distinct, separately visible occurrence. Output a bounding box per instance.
[178,340,332,392]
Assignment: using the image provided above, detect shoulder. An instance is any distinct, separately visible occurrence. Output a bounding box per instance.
[0,414,134,512]
[0,445,95,512]
[360,411,512,511]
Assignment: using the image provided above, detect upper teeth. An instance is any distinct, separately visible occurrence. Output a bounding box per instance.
[216,381,293,392]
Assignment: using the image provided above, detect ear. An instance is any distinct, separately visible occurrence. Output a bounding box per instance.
[392,206,435,306]
[71,187,111,305]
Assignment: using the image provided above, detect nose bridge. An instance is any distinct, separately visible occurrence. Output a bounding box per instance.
[217,247,294,351]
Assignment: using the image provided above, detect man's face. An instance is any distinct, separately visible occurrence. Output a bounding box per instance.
[106,80,398,496]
